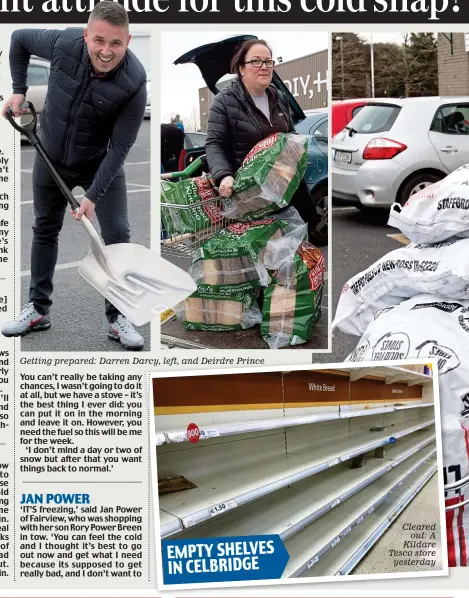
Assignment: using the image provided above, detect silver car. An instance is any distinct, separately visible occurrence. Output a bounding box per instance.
[332,97,469,208]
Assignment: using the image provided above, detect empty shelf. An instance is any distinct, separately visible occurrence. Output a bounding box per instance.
[159,419,434,532]
[160,509,182,537]
[344,365,432,386]
[171,437,436,542]
[156,403,434,445]
[303,463,438,577]
[283,450,437,577]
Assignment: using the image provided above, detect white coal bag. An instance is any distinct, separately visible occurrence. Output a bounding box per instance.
[332,237,469,336]
[388,164,469,244]
[346,293,469,566]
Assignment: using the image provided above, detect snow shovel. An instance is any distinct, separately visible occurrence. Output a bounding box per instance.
[6,102,197,327]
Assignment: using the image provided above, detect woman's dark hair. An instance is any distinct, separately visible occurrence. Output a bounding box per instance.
[230,39,273,77]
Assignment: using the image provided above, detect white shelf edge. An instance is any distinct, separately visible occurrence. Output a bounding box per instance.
[291,453,437,577]
[164,419,435,531]
[156,404,434,445]
[336,466,438,576]
[346,365,432,385]
[160,512,183,538]
[156,433,166,446]
[282,439,436,542]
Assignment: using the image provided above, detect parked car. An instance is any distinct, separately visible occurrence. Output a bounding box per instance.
[145,71,151,118]
[161,131,207,172]
[332,98,370,137]
[172,34,328,245]
[294,112,328,245]
[331,97,469,209]
[21,57,50,139]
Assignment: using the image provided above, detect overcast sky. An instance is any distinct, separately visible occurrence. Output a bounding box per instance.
[358,32,424,44]
[160,30,328,123]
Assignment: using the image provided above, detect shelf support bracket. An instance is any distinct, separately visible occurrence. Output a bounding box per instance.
[350,369,368,382]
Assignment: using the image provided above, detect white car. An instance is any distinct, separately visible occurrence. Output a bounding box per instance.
[144,71,151,118]
[21,57,50,137]
[331,97,469,208]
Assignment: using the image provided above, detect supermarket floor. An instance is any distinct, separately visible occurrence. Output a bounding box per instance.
[161,246,329,350]
[353,474,443,574]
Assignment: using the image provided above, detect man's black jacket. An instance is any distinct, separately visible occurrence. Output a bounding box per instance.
[10,28,147,203]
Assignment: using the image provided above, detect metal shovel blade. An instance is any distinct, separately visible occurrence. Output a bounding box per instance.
[78,242,197,327]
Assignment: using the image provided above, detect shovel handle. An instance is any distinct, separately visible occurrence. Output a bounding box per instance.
[6,101,80,211]
[34,143,81,211]
[14,102,81,211]
[5,101,39,145]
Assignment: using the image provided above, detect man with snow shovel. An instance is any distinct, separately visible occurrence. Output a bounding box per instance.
[1,0,146,350]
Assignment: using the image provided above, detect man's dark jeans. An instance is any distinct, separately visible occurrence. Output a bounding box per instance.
[30,155,130,322]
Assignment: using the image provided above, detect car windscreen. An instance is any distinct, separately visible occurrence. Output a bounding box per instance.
[347,103,401,134]
[295,118,314,134]
[185,133,207,148]
[295,117,328,140]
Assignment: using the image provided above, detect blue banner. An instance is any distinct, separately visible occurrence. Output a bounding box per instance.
[162,535,289,585]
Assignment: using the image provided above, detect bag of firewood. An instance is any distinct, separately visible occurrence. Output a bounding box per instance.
[222,133,309,221]
[161,173,223,236]
[175,290,262,331]
[189,209,307,296]
[261,242,325,348]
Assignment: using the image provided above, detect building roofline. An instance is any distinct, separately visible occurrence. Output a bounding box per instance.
[272,47,327,69]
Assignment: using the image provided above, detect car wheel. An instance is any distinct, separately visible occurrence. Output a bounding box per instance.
[308,184,328,247]
[397,172,442,206]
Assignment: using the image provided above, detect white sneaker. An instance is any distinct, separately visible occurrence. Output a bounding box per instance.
[108,315,144,350]
[1,303,51,337]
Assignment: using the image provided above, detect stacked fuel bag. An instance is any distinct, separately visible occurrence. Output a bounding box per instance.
[173,133,325,348]
[333,163,469,566]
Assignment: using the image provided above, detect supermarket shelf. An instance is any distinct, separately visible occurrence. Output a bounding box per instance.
[171,436,436,541]
[159,418,435,532]
[284,454,437,577]
[156,402,435,445]
[304,464,438,577]
[160,509,182,538]
[155,433,166,446]
[344,365,432,386]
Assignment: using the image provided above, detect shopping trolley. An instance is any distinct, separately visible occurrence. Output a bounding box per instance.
[160,155,234,263]
[445,473,469,511]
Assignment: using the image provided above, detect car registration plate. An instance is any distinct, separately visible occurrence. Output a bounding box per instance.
[334,150,352,164]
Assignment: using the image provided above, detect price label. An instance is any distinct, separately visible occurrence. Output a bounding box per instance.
[160,308,175,323]
[187,423,200,443]
[356,515,364,525]
[170,433,187,443]
[368,506,374,515]
[182,515,194,527]
[209,499,237,517]
[306,555,319,569]
[328,458,340,468]
[331,536,341,548]
[330,498,341,509]
[341,526,352,537]
[200,428,220,439]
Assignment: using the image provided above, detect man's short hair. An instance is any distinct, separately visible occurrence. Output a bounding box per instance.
[88,1,129,29]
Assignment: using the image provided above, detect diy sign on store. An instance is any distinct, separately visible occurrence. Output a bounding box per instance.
[283,72,328,99]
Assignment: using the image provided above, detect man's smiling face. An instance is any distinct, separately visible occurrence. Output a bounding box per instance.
[84,19,131,75]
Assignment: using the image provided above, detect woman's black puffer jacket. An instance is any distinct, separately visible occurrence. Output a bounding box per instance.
[205,77,294,186]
